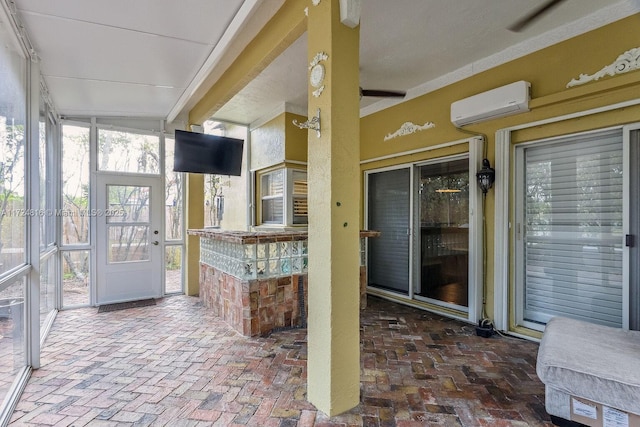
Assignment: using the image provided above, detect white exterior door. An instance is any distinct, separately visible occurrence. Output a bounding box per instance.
[96,174,162,304]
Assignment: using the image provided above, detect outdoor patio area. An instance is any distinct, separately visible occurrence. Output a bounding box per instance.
[9,295,552,426]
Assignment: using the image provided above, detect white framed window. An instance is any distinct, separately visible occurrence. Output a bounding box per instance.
[261,169,284,224]
[258,167,307,226]
[514,128,624,330]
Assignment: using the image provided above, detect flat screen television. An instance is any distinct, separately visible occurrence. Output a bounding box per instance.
[173,129,244,176]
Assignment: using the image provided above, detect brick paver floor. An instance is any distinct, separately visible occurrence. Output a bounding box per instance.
[9,295,553,426]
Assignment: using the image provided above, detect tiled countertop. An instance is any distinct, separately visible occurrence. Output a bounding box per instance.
[187,229,381,244]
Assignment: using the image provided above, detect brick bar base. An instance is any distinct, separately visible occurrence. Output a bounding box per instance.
[200,263,368,336]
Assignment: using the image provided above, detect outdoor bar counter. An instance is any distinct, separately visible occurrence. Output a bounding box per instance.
[188,229,380,336]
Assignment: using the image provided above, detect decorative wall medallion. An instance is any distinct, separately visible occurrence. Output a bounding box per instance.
[567,47,640,88]
[309,52,329,98]
[310,63,325,88]
[384,121,435,141]
[312,0,321,5]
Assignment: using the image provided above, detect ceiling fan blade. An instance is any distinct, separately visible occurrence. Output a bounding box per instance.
[360,89,406,98]
[508,0,566,32]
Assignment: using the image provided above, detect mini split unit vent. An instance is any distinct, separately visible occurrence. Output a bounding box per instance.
[450,80,531,127]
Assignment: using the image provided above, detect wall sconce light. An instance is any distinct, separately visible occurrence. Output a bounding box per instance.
[476,158,495,194]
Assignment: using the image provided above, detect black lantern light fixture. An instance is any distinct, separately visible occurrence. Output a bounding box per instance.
[476,158,495,194]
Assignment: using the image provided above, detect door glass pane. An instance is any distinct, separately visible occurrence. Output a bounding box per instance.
[0,276,26,403]
[98,129,160,174]
[108,225,150,263]
[165,245,182,294]
[107,185,149,223]
[62,125,90,245]
[367,168,410,294]
[522,130,623,328]
[418,159,469,307]
[62,250,90,307]
[107,185,151,263]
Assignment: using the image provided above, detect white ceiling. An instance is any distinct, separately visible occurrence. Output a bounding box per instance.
[13,0,640,125]
[15,0,253,118]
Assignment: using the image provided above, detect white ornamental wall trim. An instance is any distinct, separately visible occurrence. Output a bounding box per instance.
[309,52,328,69]
[567,47,640,88]
[312,86,325,98]
[384,121,436,141]
[309,52,328,98]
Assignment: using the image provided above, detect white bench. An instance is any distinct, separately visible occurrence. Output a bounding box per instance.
[537,316,640,426]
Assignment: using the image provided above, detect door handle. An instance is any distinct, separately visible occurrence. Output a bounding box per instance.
[626,235,634,247]
[152,241,159,246]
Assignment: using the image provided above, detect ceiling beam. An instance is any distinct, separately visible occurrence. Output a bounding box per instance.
[188,0,307,125]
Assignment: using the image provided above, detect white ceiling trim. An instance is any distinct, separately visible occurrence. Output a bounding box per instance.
[167,0,262,124]
[1,0,36,60]
[360,0,639,118]
[250,102,308,131]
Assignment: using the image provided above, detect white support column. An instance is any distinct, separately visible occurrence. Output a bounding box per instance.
[27,60,41,368]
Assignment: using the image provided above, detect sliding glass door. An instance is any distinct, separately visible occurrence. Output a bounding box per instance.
[629,128,640,330]
[416,158,469,309]
[515,129,624,329]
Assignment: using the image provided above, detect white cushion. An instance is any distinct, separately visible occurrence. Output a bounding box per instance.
[537,316,640,416]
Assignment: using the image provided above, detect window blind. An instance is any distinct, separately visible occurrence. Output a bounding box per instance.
[523,129,623,328]
[261,170,284,223]
[367,168,410,294]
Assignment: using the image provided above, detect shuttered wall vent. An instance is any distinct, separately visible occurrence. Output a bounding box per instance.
[293,198,308,217]
[293,180,307,195]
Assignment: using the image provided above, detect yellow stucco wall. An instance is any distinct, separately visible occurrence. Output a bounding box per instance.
[184,0,639,415]
[361,14,640,162]
[284,112,309,162]
[250,114,286,171]
[360,13,640,337]
[250,111,308,172]
[187,4,639,333]
[305,0,361,415]
[218,124,250,231]
[185,173,204,296]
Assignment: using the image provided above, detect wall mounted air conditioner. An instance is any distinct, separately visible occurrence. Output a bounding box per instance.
[450,80,531,127]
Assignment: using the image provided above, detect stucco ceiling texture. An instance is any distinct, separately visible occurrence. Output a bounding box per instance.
[13,0,637,124]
